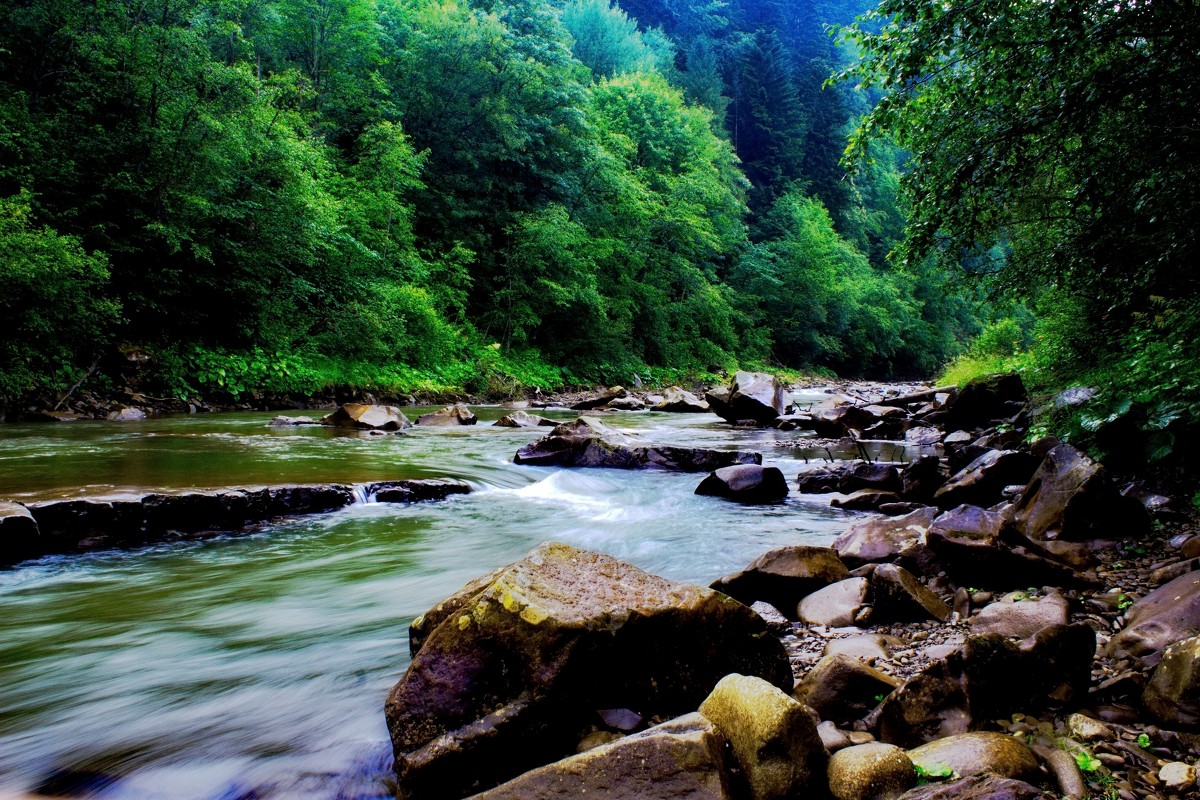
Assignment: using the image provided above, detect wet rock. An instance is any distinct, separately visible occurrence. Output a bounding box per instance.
[901,456,947,504]
[654,387,710,413]
[417,403,478,426]
[1143,635,1200,728]
[838,464,903,495]
[695,465,789,504]
[107,406,147,421]
[0,502,41,564]
[699,673,827,800]
[606,396,646,411]
[571,386,629,411]
[832,490,905,512]
[268,415,317,426]
[775,413,815,431]
[706,372,788,426]
[321,403,412,431]
[907,732,1038,782]
[870,564,951,624]
[514,417,761,472]
[793,654,900,726]
[385,543,792,799]
[828,742,916,800]
[493,410,556,428]
[833,507,939,569]
[1107,570,1200,666]
[468,713,734,800]
[797,465,848,494]
[367,479,472,504]
[1009,443,1151,541]
[711,546,849,618]
[933,451,1040,511]
[941,373,1028,433]
[968,590,1069,638]
[799,578,870,628]
[896,775,1044,800]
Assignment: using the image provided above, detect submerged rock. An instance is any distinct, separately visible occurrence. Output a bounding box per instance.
[385,543,792,799]
[321,403,412,431]
[493,410,557,428]
[417,403,478,426]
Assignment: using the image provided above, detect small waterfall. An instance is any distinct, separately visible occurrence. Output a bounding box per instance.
[350,485,376,504]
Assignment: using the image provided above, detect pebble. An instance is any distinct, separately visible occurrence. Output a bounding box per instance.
[847,731,875,745]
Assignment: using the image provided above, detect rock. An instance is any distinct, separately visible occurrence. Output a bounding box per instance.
[606,396,646,411]
[925,505,1088,590]
[417,403,478,426]
[839,464,903,495]
[797,465,847,494]
[468,713,735,800]
[1054,387,1098,409]
[1107,570,1200,666]
[1008,443,1151,541]
[968,591,1069,638]
[0,502,40,564]
[711,546,849,618]
[1064,714,1111,743]
[905,427,944,446]
[268,415,317,426]
[321,403,412,431]
[107,406,147,421]
[1143,634,1200,728]
[941,373,1028,432]
[832,490,904,512]
[1032,744,1086,800]
[654,387,710,413]
[798,578,870,628]
[706,372,788,426]
[385,543,792,799]
[834,507,939,570]
[493,410,557,428]
[828,742,916,800]
[775,413,815,431]
[896,775,1044,800]
[825,636,899,666]
[793,654,900,726]
[869,564,951,624]
[571,386,629,411]
[819,721,853,752]
[933,451,1040,511]
[695,465,789,504]
[873,626,1096,747]
[751,601,791,633]
[367,479,472,504]
[901,456,946,503]
[907,732,1038,782]
[514,417,761,472]
[699,674,827,800]
[1158,762,1197,792]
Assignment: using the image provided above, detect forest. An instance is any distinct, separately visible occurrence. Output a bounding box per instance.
[1,0,1197,470]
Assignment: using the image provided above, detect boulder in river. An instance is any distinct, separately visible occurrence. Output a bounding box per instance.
[321,403,412,431]
[514,417,761,472]
[571,386,629,411]
[705,372,788,426]
[366,479,472,504]
[695,465,789,504]
[654,386,710,413]
[0,501,41,564]
[710,546,849,618]
[417,403,477,426]
[384,542,792,799]
[493,410,557,428]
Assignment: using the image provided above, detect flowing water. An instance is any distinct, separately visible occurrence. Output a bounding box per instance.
[0,401,911,799]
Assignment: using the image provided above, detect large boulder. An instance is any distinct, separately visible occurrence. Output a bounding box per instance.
[711,546,848,618]
[417,403,478,426]
[366,479,473,504]
[968,591,1069,638]
[571,386,629,411]
[706,372,788,426]
[831,490,904,513]
[869,564,952,624]
[493,410,557,428]
[466,713,735,800]
[695,465,789,504]
[933,451,1040,510]
[833,507,939,570]
[941,374,1027,433]
[1008,443,1151,541]
[385,543,793,799]
[655,387,710,413]
[838,464,903,495]
[897,776,1045,800]
[514,417,761,472]
[793,653,901,726]
[907,733,1038,782]
[1143,635,1200,729]
[799,578,870,628]
[828,743,916,800]
[901,456,947,503]
[1107,570,1200,667]
[0,502,41,565]
[321,403,412,431]
[699,674,828,800]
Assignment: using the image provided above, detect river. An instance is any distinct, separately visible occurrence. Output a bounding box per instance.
[0,399,905,798]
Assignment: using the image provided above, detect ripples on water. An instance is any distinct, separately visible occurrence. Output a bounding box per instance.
[0,406,894,798]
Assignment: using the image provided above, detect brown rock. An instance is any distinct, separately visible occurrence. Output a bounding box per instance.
[907,732,1038,782]
[969,591,1069,638]
[799,578,870,628]
[933,451,1040,511]
[941,373,1028,433]
[655,387,710,413]
[1107,570,1200,666]
[793,653,901,726]
[571,386,629,411]
[838,464,903,495]
[832,490,904,512]
[834,508,939,569]
[0,501,40,564]
[385,543,792,799]
[901,456,947,503]
[711,546,849,619]
[870,564,951,624]
[417,403,478,426]
[321,403,412,430]
[828,742,916,800]
[1143,634,1200,728]
[897,775,1044,800]
[706,372,789,426]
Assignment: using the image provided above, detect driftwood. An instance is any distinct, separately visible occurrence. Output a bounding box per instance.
[53,358,101,411]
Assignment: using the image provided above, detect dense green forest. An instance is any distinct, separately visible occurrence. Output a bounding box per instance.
[0,0,982,406]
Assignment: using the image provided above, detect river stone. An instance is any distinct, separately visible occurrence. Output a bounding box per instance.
[905,427,944,447]
[606,395,646,411]
[797,465,848,494]
[751,601,791,633]
[711,546,849,617]
[907,732,1038,782]
[466,713,735,800]
[1143,634,1200,728]
[1008,443,1151,541]
[571,386,629,411]
[828,742,916,800]
[793,653,901,725]
[825,635,900,665]
[941,373,1028,433]
[493,410,556,428]
[799,578,870,628]
[832,491,905,512]
[268,415,317,426]
[514,417,761,472]
[366,479,472,504]
[933,451,1040,511]
[969,590,1069,638]
[107,405,147,421]
[1107,570,1200,666]
[870,564,951,624]
[654,387,710,413]
[0,502,41,564]
[902,456,946,503]
[834,507,939,569]
[417,403,478,426]
[896,775,1045,800]
[838,464,903,495]
[699,674,827,800]
[385,543,793,799]
[695,465,789,504]
[321,403,412,431]
[706,372,788,426]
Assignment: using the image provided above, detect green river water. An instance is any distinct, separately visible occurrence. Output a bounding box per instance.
[0,401,911,799]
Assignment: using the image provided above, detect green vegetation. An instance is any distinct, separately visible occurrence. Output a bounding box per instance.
[0,0,986,409]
